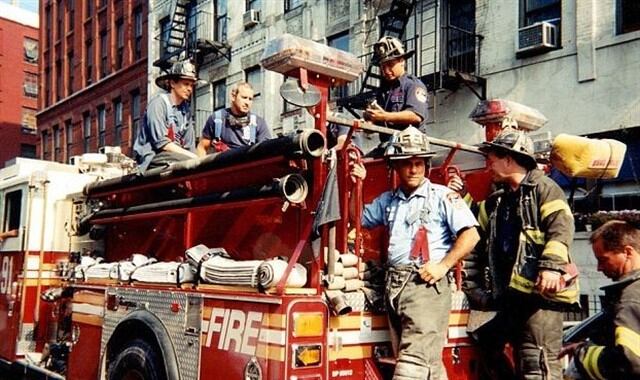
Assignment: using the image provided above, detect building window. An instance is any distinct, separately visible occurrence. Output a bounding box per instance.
[97,105,106,148]
[42,130,50,160]
[23,72,38,98]
[85,39,93,85]
[21,108,37,133]
[67,50,75,95]
[20,144,37,159]
[521,0,561,27]
[131,90,141,143]
[617,0,640,34]
[114,98,123,145]
[213,80,226,111]
[56,59,63,101]
[45,67,51,107]
[65,119,73,160]
[160,17,171,58]
[134,7,143,60]
[57,0,64,40]
[83,112,91,153]
[68,0,75,31]
[100,30,108,78]
[46,5,52,45]
[23,38,38,64]
[216,0,228,41]
[285,0,303,12]
[245,66,263,116]
[3,190,23,233]
[116,19,124,70]
[327,32,349,100]
[246,0,261,12]
[53,126,62,162]
[86,0,93,18]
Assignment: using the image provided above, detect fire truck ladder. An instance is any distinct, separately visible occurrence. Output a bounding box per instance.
[338,0,417,117]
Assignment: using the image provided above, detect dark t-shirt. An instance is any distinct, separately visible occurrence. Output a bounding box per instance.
[375,73,429,142]
[133,93,195,171]
[201,108,271,150]
[495,189,521,290]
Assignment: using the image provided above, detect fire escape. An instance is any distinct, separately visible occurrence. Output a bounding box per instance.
[154,0,231,71]
[337,0,486,117]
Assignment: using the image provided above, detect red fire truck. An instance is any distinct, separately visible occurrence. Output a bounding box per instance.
[0,36,553,380]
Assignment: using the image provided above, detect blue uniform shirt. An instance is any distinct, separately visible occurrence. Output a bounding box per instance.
[201,108,271,150]
[362,179,478,266]
[133,93,195,171]
[376,73,429,142]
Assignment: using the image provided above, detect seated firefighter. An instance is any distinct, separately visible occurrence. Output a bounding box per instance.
[133,60,199,172]
[364,36,429,156]
[197,82,271,155]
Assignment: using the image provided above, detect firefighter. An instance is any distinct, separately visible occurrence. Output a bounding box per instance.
[133,60,199,172]
[197,82,271,155]
[364,36,429,156]
[561,220,640,379]
[463,129,579,380]
[351,126,479,380]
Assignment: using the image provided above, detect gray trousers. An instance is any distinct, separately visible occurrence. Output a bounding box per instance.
[148,151,193,170]
[386,266,451,380]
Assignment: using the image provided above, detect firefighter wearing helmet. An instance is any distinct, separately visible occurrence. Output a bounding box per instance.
[352,126,480,380]
[364,37,429,155]
[133,60,199,172]
[463,129,579,379]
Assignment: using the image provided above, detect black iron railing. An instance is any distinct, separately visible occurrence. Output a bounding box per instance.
[441,25,483,75]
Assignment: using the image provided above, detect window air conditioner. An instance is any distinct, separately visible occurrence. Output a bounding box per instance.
[516,21,557,57]
[243,9,260,28]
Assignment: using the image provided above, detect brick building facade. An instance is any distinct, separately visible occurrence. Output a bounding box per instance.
[0,3,39,167]
[38,0,148,163]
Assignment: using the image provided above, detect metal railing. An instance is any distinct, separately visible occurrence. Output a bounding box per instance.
[441,25,483,75]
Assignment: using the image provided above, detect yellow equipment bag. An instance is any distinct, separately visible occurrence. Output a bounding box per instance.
[551,134,626,179]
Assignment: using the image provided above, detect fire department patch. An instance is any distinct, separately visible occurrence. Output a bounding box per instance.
[415,87,428,103]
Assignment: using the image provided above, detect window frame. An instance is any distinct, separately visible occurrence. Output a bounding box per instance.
[23,37,38,64]
[285,0,303,13]
[216,0,228,41]
[616,0,640,35]
[213,80,226,111]
[245,66,263,116]
[327,31,350,100]
[115,18,124,70]
[65,119,73,160]
[53,125,62,162]
[3,190,23,233]
[130,90,141,144]
[113,98,123,146]
[42,130,51,160]
[520,0,561,28]
[23,71,38,98]
[134,7,143,60]
[100,29,108,78]
[97,105,106,148]
[83,112,92,153]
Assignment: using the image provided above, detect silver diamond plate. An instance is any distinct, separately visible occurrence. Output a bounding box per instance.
[17,323,36,354]
[100,288,202,380]
[343,290,366,311]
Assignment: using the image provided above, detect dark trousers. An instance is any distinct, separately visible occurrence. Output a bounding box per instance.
[473,296,564,380]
